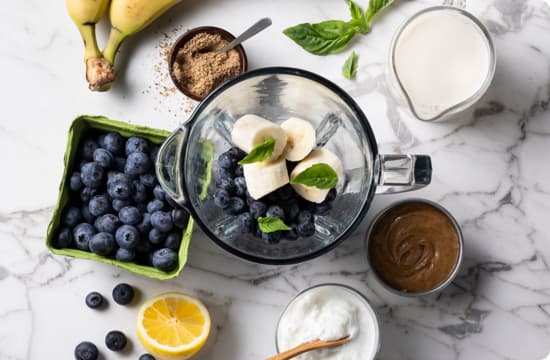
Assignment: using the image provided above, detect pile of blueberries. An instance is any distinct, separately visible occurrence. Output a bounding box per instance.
[53,131,190,272]
[212,147,337,244]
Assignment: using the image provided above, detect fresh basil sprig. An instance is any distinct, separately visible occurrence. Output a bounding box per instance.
[283,0,395,55]
[290,163,338,189]
[258,217,292,233]
[342,51,359,79]
[238,137,275,165]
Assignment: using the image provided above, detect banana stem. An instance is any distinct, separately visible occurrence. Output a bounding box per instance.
[78,24,102,61]
[103,27,127,65]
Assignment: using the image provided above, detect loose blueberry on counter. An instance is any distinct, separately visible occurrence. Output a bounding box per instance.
[226,197,247,215]
[70,172,82,191]
[89,232,117,256]
[249,200,267,219]
[85,292,104,309]
[233,177,247,196]
[112,283,134,305]
[54,227,73,248]
[125,136,150,155]
[116,248,136,262]
[100,132,124,155]
[153,185,166,201]
[81,162,104,188]
[139,173,157,188]
[119,206,142,225]
[136,213,152,234]
[80,187,98,203]
[73,223,96,251]
[164,231,182,250]
[125,152,151,175]
[93,148,113,168]
[105,330,127,351]
[79,139,99,161]
[171,209,189,228]
[63,206,82,227]
[112,198,132,212]
[89,194,111,217]
[139,354,156,360]
[152,248,178,271]
[115,225,140,249]
[147,199,165,213]
[237,213,254,234]
[266,205,285,220]
[148,228,165,245]
[74,341,99,360]
[94,214,121,234]
[151,211,174,232]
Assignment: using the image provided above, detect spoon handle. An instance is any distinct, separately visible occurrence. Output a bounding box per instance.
[266,336,350,360]
[218,17,272,52]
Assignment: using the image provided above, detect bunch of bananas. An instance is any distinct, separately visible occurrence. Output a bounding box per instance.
[66,0,182,91]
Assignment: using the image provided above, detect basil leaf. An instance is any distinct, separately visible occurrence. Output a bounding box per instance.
[238,137,275,164]
[258,217,292,233]
[345,0,369,33]
[365,0,396,24]
[290,163,339,189]
[283,22,358,55]
[342,51,359,79]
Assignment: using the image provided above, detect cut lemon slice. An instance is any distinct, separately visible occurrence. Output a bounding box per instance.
[136,292,211,359]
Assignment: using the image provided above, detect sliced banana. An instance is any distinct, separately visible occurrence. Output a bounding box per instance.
[231,114,287,161]
[243,156,289,200]
[290,148,343,203]
[281,117,316,161]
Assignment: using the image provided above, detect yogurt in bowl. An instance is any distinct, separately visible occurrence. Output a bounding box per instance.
[276,284,379,360]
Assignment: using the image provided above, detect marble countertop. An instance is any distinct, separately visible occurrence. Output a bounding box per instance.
[2,0,550,359]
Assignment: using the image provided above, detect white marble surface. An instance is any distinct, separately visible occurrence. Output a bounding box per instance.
[1,0,550,359]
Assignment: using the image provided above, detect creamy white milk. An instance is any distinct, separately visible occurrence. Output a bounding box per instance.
[393,8,492,120]
[277,285,379,360]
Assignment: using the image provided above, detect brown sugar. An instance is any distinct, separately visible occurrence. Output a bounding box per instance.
[171,32,242,98]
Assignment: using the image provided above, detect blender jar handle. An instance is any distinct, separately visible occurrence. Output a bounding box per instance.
[155,125,188,206]
[375,154,432,194]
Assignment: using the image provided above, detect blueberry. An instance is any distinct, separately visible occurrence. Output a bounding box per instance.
[81,162,104,188]
[152,248,178,272]
[74,341,98,360]
[298,210,313,225]
[107,175,133,200]
[150,145,160,163]
[153,185,166,200]
[218,166,234,180]
[234,164,244,177]
[261,231,282,244]
[237,212,254,233]
[93,148,113,168]
[249,201,267,219]
[228,146,246,159]
[63,206,81,227]
[164,231,181,250]
[136,213,152,234]
[233,177,247,197]
[94,214,121,234]
[151,211,173,232]
[114,157,126,172]
[226,197,246,215]
[70,172,82,191]
[139,173,157,188]
[80,204,95,224]
[148,228,165,245]
[217,178,236,194]
[89,232,116,256]
[283,200,300,222]
[135,238,152,253]
[85,292,104,309]
[277,185,294,200]
[54,227,72,248]
[136,203,147,213]
[79,138,99,161]
[266,205,285,220]
[119,206,141,225]
[314,202,332,216]
[105,330,127,351]
[115,225,140,249]
[125,152,151,175]
[213,188,230,208]
[171,209,189,228]
[80,187,98,203]
[73,223,96,250]
[89,194,111,217]
[147,199,165,213]
[129,181,146,204]
[218,152,235,168]
[112,198,132,212]
[112,283,134,305]
[115,248,136,262]
[100,132,124,155]
[125,136,150,155]
[285,227,299,241]
[325,188,337,202]
[139,354,156,360]
[266,191,280,203]
[297,221,315,237]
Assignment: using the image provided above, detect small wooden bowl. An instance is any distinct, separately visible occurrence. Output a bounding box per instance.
[168,26,248,101]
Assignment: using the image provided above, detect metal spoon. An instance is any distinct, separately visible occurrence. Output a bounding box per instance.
[217,17,272,53]
[266,336,351,360]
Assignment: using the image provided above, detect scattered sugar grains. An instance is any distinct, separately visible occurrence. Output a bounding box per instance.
[146,23,197,118]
